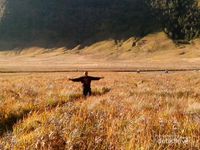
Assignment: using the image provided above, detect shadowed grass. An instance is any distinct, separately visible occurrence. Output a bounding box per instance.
[0,106,32,135]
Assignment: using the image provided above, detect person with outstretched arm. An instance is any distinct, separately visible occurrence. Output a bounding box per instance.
[69,71,104,97]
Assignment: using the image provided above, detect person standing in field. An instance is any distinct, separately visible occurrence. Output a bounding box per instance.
[69,71,104,97]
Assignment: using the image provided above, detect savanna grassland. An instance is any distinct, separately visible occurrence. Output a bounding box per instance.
[0,72,199,150]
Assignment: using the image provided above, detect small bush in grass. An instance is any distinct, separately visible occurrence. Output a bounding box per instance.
[93,87,111,96]
[46,98,58,108]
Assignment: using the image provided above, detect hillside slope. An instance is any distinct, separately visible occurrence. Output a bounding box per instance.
[0,32,200,71]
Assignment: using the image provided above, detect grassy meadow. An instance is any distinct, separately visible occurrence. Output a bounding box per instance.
[0,72,199,149]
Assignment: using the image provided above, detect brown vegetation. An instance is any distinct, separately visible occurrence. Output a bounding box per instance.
[0,72,199,149]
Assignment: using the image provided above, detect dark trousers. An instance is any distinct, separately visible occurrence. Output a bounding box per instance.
[83,87,92,96]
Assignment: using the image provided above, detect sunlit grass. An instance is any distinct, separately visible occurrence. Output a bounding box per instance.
[0,72,199,149]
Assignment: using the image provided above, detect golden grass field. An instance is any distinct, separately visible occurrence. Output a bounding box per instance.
[0,72,199,150]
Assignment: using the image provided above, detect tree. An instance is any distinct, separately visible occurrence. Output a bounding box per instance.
[147,0,200,41]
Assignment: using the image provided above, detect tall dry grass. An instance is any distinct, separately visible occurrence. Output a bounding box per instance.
[0,72,199,149]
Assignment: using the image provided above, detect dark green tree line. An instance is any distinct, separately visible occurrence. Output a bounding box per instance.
[147,0,200,41]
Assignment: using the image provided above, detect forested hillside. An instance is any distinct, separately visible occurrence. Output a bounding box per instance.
[0,0,200,47]
[0,0,157,43]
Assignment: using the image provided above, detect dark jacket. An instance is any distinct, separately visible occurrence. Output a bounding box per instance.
[70,76,102,89]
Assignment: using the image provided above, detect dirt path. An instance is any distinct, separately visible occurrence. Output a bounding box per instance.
[0,68,200,74]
